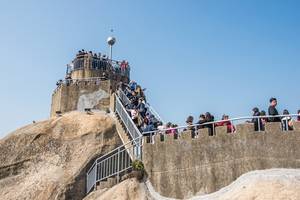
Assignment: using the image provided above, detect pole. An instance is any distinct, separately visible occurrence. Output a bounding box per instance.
[110,45,113,60]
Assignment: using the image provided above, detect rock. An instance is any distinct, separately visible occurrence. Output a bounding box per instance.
[84,178,150,200]
[0,111,122,200]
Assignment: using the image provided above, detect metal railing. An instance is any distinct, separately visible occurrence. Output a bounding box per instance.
[86,113,299,193]
[117,89,165,124]
[117,89,131,106]
[86,137,142,193]
[142,114,300,141]
[145,102,165,124]
[86,94,143,193]
[115,94,143,143]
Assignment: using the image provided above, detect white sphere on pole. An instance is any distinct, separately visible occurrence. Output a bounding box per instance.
[107,36,116,46]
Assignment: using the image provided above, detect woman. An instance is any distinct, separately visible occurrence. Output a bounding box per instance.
[251,107,262,131]
[260,110,268,126]
[282,109,293,131]
[297,110,300,122]
[215,115,235,133]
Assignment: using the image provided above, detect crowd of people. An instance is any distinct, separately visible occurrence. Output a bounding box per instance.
[183,97,300,136]
[118,82,300,137]
[118,81,163,135]
[248,97,299,131]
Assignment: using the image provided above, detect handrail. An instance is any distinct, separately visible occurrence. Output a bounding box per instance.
[118,89,165,124]
[115,94,142,140]
[145,102,165,124]
[86,113,299,193]
[142,114,300,135]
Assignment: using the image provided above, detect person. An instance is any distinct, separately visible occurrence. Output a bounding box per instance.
[143,121,156,134]
[120,60,127,71]
[260,110,268,126]
[171,124,179,136]
[215,115,235,133]
[157,121,165,134]
[184,116,195,137]
[282,109,293,131]
[250,107,263,131]
[204,112,214,136]
[165,122,173,134]
[129,92,139,107]
[128,80,137,91]
[268,97,281,122]
[135,85,145,100]
[196,114,206,129]
[137,98,146,118]
[298,110,300,122]
[129,107,139,125]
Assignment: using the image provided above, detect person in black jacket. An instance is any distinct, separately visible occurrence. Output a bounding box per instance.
[251,107,263,131]
[268,97,281,122]
[204,112,215,136]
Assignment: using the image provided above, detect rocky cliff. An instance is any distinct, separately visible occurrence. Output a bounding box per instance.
[0,111,121,200]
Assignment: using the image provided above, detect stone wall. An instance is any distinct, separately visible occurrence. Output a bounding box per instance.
[50,80,112,117]
[142,122,300,199]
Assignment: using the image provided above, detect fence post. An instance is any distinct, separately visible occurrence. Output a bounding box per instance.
[117,148,120,183]
[258,117,261,132]
[94,164,97,191]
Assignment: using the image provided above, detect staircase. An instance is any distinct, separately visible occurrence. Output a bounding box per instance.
[86,93,143,193]
[86,90,164,194]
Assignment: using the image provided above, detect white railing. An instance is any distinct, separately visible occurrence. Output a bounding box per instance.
[145,102,165,124]
[86,94,143,193]
[117,89,131,107]
[142,114,300,140]
[86,135,143,193]
[115,94,143,143]
[117,89,165,124]
[86,95,299,194]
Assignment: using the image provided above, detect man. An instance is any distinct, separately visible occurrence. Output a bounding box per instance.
[268,97,281,122]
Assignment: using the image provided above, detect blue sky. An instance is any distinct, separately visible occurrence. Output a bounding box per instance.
[0,0,300,138]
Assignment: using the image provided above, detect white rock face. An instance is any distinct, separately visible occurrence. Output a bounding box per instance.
[77,89,109,111]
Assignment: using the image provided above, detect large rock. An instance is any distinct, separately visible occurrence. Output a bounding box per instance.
[87,169,300,200]
[0,111,122,200]
[84,178,149,200]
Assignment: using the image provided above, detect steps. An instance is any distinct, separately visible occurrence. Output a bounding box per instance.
[86,94,142,194]
[114,113,136,160]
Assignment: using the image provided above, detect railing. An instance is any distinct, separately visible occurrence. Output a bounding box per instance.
[68,58,130,76]
[142,114,300,141]
[86,94,143,193]
[117,89,131,106]
[115,94,143,143]
[145,102,165,124]
[86,137,142,193]
[117,89,165,124]
[86,113,299,193]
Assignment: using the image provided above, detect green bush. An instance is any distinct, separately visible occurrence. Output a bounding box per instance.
[132,160,144,171]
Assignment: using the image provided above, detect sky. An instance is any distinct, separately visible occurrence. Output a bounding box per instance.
[0,0,300,138]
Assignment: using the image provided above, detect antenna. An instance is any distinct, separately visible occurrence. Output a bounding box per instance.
[107,29,116,60]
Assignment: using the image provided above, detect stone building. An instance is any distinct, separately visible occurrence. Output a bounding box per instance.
[50,50,130,117]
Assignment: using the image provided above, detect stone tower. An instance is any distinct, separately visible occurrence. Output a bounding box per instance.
[50,49,130,117]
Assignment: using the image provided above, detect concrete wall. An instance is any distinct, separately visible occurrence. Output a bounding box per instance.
[142,122,300,199]
[50,80,112,117]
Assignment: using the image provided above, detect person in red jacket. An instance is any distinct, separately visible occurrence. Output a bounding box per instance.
[215,115,236,133]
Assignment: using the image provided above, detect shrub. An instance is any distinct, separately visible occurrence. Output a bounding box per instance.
[132,160,144,171]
